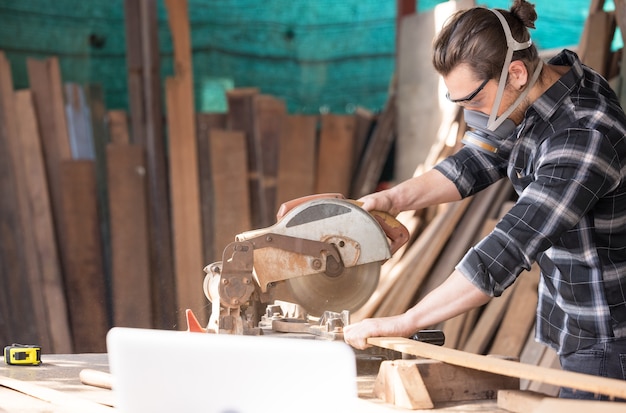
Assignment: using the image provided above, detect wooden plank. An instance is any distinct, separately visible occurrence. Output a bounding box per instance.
[316,113,356,196]
[351,96,396,198]
[252,94,286,226]
[197,113,227,265]
[59,160,109,352]
[86,84,112,303]
[0,53,45,348]
[107,110,130,145]
[208,129,251,261]
[368,337,626,399]
[488,264,540,358]
[226,88,261,227]
[498,389,626,413]
[165,0,206,327]
[15,90,72,353]
[107,144,152,328]
[276,114,317,209]
[27,57,72,245]
[125,0,176,329]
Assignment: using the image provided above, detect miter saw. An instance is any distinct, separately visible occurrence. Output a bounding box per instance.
[186,193,410,338]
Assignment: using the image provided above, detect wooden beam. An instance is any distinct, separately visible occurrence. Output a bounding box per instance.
[59,161,109,352]
[124,0,176,329]
[368,337,626,399]
[165,0,206,327]
[107,144,152,328]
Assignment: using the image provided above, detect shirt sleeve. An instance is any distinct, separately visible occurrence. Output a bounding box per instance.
[457,127,622,297]
[434,145,509,197]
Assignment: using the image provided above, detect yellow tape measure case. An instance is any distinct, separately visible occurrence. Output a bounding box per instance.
[4,344,42,366]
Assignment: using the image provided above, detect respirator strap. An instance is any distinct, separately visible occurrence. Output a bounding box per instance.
[487,9,542,131]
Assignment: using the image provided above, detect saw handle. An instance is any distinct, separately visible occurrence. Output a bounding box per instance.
[276,193,409,256]
[368,209,410,255]
[276,193,345,220]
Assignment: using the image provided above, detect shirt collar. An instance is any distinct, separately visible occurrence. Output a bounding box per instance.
[529,49,584,122]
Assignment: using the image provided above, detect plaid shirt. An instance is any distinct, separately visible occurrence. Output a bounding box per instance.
[434,50,626,355]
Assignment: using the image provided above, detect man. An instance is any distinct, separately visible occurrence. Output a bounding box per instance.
[343,0,626,399]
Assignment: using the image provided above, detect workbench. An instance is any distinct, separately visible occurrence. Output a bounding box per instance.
[0,353,507,412]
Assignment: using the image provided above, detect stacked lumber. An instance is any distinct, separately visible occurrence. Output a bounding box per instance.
[0,0,395,354]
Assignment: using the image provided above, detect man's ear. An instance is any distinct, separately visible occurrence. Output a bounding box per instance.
[508,60,529,89]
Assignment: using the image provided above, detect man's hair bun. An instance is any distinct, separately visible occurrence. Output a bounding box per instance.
[510,0,538,29]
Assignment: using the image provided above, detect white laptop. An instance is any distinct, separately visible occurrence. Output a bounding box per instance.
[106,327,359,413]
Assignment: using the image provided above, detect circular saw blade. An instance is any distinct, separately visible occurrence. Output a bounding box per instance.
[285,262,380,316]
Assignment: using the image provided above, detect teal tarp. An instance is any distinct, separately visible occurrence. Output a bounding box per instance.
[0,0,595,114]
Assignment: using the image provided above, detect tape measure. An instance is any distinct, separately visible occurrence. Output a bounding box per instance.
[4,344,42,366]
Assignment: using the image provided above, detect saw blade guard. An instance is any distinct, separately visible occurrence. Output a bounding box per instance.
[236,197,404,293]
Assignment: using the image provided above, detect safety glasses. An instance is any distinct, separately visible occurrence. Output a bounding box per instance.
[446,78,489,103]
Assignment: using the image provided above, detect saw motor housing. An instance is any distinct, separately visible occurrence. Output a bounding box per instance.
[202,195,409,334]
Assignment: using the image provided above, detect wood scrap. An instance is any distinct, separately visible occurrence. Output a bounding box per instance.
[374,359,434,409]
[376,359,519,408]
[369,337,626,400]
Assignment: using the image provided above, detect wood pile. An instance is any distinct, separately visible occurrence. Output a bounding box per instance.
[0,0,398,354]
